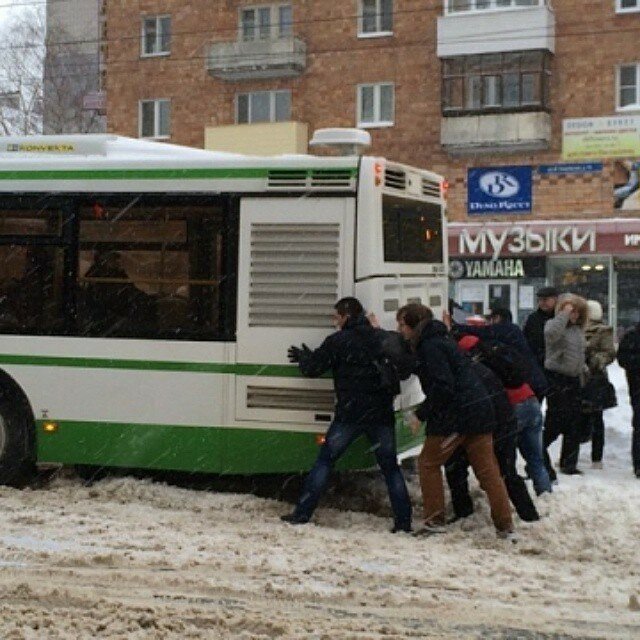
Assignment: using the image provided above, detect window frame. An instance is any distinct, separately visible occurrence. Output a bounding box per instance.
[235,90,292,124]
[444,0,544,15]
[356,82,395,128]
[239,4,293,41]
[441,51,551,116]
[617,63,640,112]
[140,14,171,58]
[138,99,171,139]
[616,0,640,13]
[358,0,394,38]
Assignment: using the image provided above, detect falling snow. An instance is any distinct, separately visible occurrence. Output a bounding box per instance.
[0,365,638,639]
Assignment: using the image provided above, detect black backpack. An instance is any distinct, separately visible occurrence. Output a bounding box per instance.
[364,331,414,397]
[476,339,532,389]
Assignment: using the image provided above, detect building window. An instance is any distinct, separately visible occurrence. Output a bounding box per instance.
[139,99,170,138]
[236,91,291,124]
[240,5,293,41]
[357,83,394,127]
[359,0,393,36]
[141,15,171,56]
[442,51,551,115]
[616,0,640,13]
[618,64,640,110]
[445,0,542,13]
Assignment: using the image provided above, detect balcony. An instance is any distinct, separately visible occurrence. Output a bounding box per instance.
[204,122,309,155]
[206,36,306,81]
[441,112,551,154]
[437,2,555,57]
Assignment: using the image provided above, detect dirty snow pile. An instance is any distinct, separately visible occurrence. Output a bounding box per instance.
[0,364,638,639]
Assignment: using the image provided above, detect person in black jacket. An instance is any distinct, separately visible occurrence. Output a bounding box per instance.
[617,322,640,478]
[523,286,559,377]
[446,336,539,522]
[453,307,549,399]
[281,297,412,532]
[397,304,514,539]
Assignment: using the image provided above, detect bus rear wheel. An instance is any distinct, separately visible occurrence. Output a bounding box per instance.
[0,385,36,488]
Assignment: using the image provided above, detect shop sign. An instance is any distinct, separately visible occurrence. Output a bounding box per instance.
[467,166,532,215]
[562,116,640,160]
[449,257,546,280]
[459,225,596,260]
[538,162,603,175]
[624,234,640,247]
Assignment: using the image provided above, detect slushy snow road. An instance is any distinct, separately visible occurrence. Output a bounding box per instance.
[0,365,638,639]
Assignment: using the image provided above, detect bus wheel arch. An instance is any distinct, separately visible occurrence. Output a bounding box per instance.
[0,370,37,487]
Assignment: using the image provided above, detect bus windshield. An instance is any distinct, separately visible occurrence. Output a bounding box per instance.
[382,194,443,264]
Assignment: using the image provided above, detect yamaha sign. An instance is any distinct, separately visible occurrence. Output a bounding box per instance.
[468,166,533,215]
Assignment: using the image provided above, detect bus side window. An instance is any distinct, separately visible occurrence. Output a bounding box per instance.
[77,199,226,340]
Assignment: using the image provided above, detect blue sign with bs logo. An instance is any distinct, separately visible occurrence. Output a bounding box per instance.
[467,166,532,215]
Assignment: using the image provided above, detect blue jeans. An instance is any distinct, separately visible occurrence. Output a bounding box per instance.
[515,397,552,495]
[294,420,412,529]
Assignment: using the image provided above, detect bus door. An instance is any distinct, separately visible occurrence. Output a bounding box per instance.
[234,197,355,426]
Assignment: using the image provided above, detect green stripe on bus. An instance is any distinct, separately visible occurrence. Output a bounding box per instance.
[0,167,357,181]
[36,416,421,474]
[0,353,302,376]
[36,421,370,474]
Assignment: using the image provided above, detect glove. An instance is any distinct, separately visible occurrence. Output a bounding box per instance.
[287,343,310,363]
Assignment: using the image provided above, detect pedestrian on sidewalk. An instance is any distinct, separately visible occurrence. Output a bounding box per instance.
[543,294,588,478]
[580,300,617,469]
[617,320,640,479]
[524,287,559,398]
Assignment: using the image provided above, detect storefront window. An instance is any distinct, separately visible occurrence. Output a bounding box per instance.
[615,259,640,336]
[547,257,610,322]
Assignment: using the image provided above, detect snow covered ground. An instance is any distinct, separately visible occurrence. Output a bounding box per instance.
[0,365,639,639]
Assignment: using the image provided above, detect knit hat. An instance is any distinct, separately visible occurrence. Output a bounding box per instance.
[586,300,603,322]
[457,335,480,351]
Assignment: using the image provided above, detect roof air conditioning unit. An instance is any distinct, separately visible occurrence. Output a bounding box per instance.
[309,128,371,156]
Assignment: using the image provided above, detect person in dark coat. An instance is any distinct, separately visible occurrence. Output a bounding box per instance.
[281,297,412,532]
[397,304,514,539]
[523,286,559,377]
[453,307,549,399]
[445,337,539,522]
[617,322,640,478]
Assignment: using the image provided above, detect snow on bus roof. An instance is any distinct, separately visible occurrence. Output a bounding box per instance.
[0,134,359,169]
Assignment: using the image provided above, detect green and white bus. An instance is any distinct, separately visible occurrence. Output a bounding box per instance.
[0,131,447,485]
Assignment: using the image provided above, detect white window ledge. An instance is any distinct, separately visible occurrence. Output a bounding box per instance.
[140,51,171,59]
[357,31,394,39]
[357,121,394,129]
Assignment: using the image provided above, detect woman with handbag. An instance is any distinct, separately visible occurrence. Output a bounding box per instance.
[581,300,617,468]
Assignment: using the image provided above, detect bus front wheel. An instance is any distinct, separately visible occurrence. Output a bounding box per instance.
[0,384,36,488]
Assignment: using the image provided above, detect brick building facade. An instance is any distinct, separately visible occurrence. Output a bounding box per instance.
[103,0,640,330]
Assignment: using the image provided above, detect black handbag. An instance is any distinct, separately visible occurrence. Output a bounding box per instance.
[580,372,617,413]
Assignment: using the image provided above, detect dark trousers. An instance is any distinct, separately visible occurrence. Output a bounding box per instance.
[293,420,412,529]
[587,411,605,463]
[543,371,582,475]
[446,418,539,522]
[633,402,640,474]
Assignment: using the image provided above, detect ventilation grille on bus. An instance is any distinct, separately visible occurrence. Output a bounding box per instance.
[384,167,407,191]
[247,385,335,412]
[267,169,354,190]
[422,177,441,199]
[249,223,339,327]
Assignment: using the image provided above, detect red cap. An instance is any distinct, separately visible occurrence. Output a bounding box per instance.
[457,335,480,351]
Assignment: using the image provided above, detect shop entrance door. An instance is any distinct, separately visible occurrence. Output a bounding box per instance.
[456,280,518,319]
